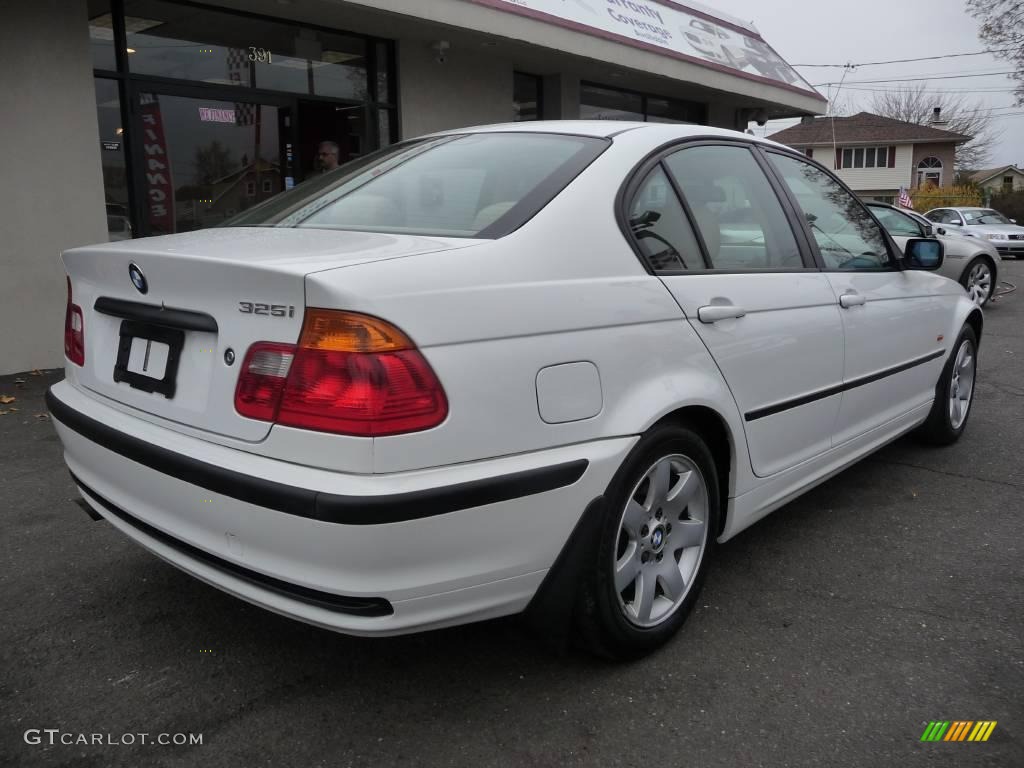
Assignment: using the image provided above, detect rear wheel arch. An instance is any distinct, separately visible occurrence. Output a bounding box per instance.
[651,405,733,536]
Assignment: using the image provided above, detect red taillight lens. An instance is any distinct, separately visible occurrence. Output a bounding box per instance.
[233,310,448,437]
[234,343,295,421]
[64,276,85,366]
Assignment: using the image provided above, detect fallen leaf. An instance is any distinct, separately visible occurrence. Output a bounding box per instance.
[0,395,15,404]
[34,413,50,421]
[29,369,43,376]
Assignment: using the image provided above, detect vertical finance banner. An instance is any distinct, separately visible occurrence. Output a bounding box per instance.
[139,93,175,234]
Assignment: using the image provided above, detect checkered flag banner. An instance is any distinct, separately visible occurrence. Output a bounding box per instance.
[225,47,256,126]
[234,103,255,126]
[226,47,248,86]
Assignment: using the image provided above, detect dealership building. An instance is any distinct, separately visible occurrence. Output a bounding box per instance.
[1,0,824,374]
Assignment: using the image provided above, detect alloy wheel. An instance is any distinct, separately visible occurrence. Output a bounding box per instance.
[613,454,709,628]
[966,262,992,306]
[948,339,975,430]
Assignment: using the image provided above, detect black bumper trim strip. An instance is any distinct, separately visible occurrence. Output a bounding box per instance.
[745,348,946,422]
[47,388,588,525]
[71,473,393,617]
[94,297,218,333]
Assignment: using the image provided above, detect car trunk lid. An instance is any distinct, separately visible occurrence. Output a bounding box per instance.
[63,227,474,441]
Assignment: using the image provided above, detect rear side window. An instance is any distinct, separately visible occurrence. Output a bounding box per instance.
[225,133,607,238]
[664,145,804,270]
[628,167,705,271]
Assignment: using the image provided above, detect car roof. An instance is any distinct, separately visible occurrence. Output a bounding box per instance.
[423,120,792,150]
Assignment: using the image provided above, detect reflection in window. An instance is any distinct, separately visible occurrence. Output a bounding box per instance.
[581,83,706,124]
[666,146,803,270]
[94,78,131,241]
[138,92,280,236]
[769,153,891,271]
[87,0,116,71]
[629,168,704,271]
[122,1,367,98]
[514,72,542,121]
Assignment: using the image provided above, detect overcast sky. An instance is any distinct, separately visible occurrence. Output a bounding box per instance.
[721,0,1022,168]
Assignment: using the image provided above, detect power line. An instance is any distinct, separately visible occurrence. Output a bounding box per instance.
[813,71,1016,86]
[792,48,1017,68]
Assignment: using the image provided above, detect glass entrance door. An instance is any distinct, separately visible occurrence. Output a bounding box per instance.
[134,91,287,236]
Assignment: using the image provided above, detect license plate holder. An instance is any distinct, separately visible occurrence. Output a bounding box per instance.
[113,320,184,399]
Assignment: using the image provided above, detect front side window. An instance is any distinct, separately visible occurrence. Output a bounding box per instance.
[226,133,607,237]
[768,153,892,271]
[925,210,946,223]
[869,206,924,237]
[628,167,704,271]
[665,145,804,270]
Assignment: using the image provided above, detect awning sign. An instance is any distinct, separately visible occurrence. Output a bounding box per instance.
[476,0,819,96]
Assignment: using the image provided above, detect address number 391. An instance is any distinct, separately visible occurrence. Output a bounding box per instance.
[247,47,273,63]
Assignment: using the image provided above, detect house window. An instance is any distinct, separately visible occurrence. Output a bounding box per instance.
[1004,175,1014,192]
[245,181,256,197]
[916,157,942,188]
[262,178,272,193]
[803,147,813,159]
[839,146,890,169]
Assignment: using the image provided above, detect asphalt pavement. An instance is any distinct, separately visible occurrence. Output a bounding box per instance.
[1,261,1022,767]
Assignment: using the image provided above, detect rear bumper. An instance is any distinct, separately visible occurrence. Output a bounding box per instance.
[48,381,635,636]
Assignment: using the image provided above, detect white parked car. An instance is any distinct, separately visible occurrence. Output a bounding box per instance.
[924,206,1024,259]
[866,202,1001,306]
[49,123,982,659]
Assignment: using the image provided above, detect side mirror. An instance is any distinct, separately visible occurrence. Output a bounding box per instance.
[904,238,944,270]
[936,227,947,235]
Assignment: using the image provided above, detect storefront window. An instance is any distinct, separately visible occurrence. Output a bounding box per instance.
[514,72,543,121]
[94,79,131,241]
[138,92,280,235]
[121,1,368,99]
[374,41,393,103]
[581,84,643,121]
[87,1,117,71]
[581,83,706,124]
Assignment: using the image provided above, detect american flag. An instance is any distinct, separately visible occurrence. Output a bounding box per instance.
[898,187,913,209]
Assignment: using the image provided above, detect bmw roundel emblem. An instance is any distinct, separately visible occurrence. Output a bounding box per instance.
[652,529,664,548]
[128,262,148,294]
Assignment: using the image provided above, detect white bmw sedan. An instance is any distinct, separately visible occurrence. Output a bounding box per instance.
[49,122,981,659]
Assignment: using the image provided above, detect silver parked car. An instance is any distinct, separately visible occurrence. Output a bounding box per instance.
[868,203,1001,306]
[924,207,1024,259]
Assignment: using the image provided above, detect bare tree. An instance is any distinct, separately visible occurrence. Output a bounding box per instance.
[967,0,1024,106]
[870,84,1002,170]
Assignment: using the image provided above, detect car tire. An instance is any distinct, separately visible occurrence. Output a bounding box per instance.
[917,325,978,446]
[960,257,995,307]
[575,423,720,660]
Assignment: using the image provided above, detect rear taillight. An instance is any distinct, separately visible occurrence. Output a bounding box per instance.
[64,276,85,366]
[234,310,448,437]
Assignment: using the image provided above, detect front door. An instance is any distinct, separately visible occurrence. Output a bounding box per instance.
[766,152,949,444]
[627,142,845,477]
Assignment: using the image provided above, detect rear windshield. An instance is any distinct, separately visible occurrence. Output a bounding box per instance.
[224,132,608,238]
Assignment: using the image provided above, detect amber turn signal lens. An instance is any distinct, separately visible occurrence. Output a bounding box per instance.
[298,309,414,353]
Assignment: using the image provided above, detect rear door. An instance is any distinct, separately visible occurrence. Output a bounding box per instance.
[625,141,845,477]
[765,151,949,445]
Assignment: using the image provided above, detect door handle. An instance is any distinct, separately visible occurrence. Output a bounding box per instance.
[839,291,867,308]
[697,304,746,323]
